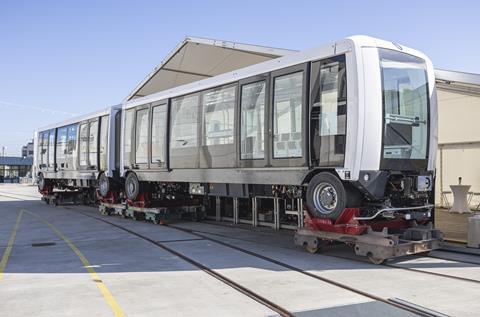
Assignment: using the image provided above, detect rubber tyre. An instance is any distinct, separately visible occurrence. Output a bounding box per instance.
[98,173,110,198]
[306,172,347,220]
[37,173,46,191]
[125,173,140,201]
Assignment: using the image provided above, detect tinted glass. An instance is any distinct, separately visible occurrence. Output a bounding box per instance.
[79,123,88,166]
[88,121,98,168]
[67,125,77,155]
[273,72,303,158]
[380,49,428,161]
[99,115,109,170]
[202,85,235,145]
[151,104,167,165]
[123,109,134,168]
[171,94,199,149]
[240,81,265,159]
[56,127,68,162]
[135,108,149,164]
[48,130,55,168]
[311,56,347,167]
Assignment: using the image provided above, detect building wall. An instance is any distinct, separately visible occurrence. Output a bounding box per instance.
[435,89,480,207]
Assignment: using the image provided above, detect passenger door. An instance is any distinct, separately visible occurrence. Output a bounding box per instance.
[269,64,308,168]
[150,101,169,171]
[133,105,150,170]
[237,74,270,168]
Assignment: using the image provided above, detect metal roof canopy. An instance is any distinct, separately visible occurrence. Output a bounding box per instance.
[435,69,480,96]
[126,36,296,101]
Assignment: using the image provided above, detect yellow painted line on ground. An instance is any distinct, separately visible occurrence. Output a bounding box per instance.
[0,209,24,281]
[24,210,125,317]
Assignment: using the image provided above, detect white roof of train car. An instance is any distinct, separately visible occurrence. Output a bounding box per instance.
[36,104,121,133]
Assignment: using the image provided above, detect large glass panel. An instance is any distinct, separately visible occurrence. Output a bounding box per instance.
[39,132,47,166]
[379,49,429,160]
[135,108,149,164]
[311,56,347,167]
[202,85,235,145]
[273,72,303,158]
[99,115,109,170]
[79,123,88,167]
[151,105,167,165]
[88,121,98,168]
[67,125,77,155]
[170,94,199,149]
[123,109,134,168]
[240,81,265,159]
[56,126,68,165]
[48,130,55,168]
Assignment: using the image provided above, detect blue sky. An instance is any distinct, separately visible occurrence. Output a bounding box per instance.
[0,0,478,155]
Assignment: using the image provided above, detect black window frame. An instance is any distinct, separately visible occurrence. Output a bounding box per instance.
[150,100,169,170]
[309,54,348,168]
[269,63,309,168]
[199,83,238,168]
[133,104,151,168]
[237,74,270,168]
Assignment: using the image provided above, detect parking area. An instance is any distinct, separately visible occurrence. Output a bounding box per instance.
[1,184,480,317]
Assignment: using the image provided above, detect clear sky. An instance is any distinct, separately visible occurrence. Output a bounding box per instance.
[0,0,478,156]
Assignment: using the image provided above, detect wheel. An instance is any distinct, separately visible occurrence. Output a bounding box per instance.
[125,173,140,201]
[98,173,110,197]
[306,245,320,254]
[368,253,386,265]
[306,172,347,220]
[37,173,46,191]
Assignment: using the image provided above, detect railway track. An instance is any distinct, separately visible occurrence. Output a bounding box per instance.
[0,191,480,316]
[72,208,449,317]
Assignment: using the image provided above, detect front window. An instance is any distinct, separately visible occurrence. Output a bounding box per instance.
[380,49,429,163]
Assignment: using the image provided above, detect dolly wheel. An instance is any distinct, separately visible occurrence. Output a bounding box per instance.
[305,238,321,254]
[368,253,386,265]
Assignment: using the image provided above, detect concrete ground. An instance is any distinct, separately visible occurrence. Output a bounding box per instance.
[1,184,480,317]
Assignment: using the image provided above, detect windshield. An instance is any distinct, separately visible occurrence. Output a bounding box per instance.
[379,49,429,163]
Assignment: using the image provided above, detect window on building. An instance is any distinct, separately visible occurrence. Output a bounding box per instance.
[99,115,109,171]
[88,121,98,168]
[171,94,199,149]
[79,123,88,167]
[135,108,149,164]
[273,72,303,158]
[202,85,236,146]
[151,104,167,165]
[240,81,265,159]
[123,109,134,168]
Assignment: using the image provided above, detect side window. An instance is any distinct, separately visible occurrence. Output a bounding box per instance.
[135,108,149,164]
[123,109,134,168]
[240,81,266,159]
[311,55,347,166]
[67,125,78,155]
[151,104,167,165]
[88,121,98,168]
[56,127,68,163]
[99,115,109,170]
[273,72,303,158]
[38,132,45,166]
[79,123,88,166]
[202,85,235,145]
[171,94,199,149]
[48,130,55,168]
